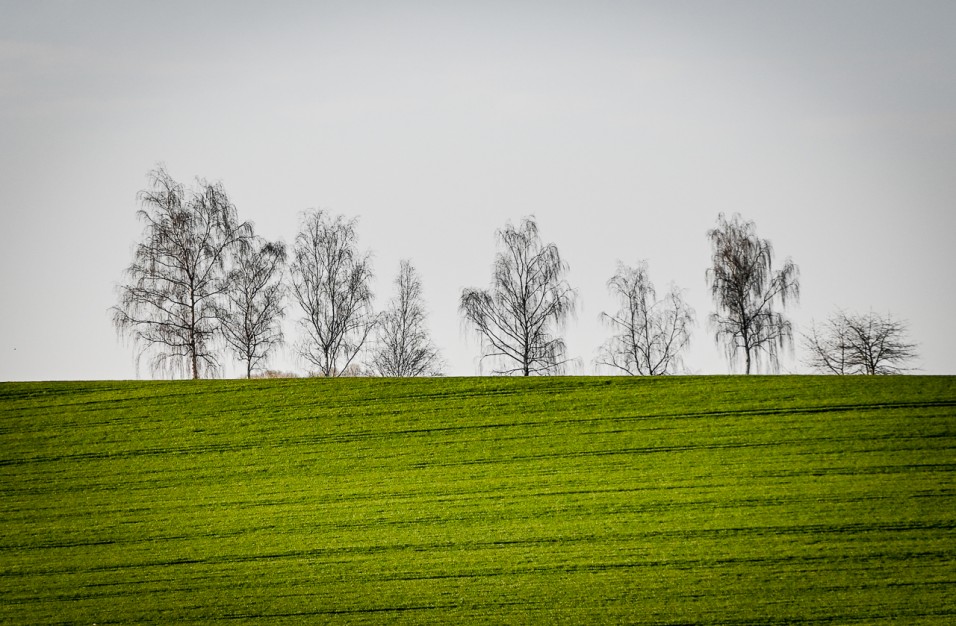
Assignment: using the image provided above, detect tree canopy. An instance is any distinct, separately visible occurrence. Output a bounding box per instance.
[706,213,799,374]
[112,166,253,379]
[460,217,577,376]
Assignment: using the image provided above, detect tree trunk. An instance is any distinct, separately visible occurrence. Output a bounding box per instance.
[190,332,199,380]
[190,291,199,380]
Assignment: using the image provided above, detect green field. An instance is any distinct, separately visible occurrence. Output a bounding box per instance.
[1,376,954,623]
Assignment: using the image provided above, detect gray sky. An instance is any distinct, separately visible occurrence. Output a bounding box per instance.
[2,0,954,380]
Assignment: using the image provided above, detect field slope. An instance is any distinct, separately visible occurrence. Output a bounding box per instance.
[1,376,955,623]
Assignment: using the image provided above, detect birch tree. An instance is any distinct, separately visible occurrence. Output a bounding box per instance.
[460,217,576,376]
[706,213,799,374]
[218,238,287,378]
[113,165,253,379]
[597,261,694,375]
[370,260,442,377]
[290,209,376,376]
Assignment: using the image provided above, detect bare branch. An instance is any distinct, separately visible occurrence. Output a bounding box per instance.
[217,238,287,378]
[596,261,694,375]
[803,310,918,374]
[370,260,444,376]
[705,213,799,374]
[290,209,376,376]
[112,165,254,379]
[460,216,577,376]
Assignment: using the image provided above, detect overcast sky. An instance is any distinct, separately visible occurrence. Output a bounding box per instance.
[1,0,954,380]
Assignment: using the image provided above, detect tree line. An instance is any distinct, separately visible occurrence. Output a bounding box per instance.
[113,166,917,378]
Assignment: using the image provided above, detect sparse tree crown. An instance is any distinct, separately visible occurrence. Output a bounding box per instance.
[218,238,287,379]
[290,209,376,377]
[597,261,694,375]
[460,216,577,376]
[803,310,917,375]
[706,213,799,374]
[112,165,253,379]
[371,260,443,377]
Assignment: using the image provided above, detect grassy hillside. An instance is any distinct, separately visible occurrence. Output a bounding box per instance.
[1,376,954,623]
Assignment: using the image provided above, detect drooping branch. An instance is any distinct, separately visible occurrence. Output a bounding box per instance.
[112,165,253,379]
[597,261,694,375]
[217,238,287,378]
[460,216,577,376]
[290,209,376,376]
[370,260,443,377]
[706,213,799,374]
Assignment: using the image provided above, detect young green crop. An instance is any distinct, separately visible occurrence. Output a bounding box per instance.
[1,376,954,623]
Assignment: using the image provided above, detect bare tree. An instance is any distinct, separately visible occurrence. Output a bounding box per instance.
[112,165,253,379]
[802,314,852,375]
[290,209,376,377]
[803,310,917,375]
[217,238,287,379]
[370,260,443,377]
[597,261,694,375]
[706,213,799,374]
[460,216,577,376]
